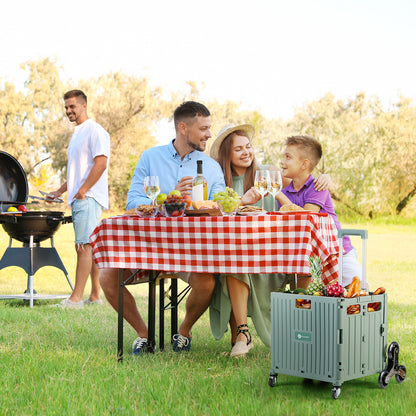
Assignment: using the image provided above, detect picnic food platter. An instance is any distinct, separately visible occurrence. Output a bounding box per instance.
[237,211,266,216]
[237,206,265,216]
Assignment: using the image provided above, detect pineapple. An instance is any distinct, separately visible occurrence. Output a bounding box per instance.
[307,256,325,295]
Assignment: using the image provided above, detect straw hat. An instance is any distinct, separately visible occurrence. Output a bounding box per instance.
[210,123,255,161]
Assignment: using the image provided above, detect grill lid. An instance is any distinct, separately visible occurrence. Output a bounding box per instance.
[0,151,28,210]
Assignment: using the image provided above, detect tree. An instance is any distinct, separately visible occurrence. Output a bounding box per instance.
[0,80,37,167]
[372,97,416,214]
[78,72,173,207]
[1,58,173,208]
[260,92,416,217]
[279,93,387,216]
[2,58,415,216]
[0,57,68,182]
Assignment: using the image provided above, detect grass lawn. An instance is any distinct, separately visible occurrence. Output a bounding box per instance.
[0,218,414,415]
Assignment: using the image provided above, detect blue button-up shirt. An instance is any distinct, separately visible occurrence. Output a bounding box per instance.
[126,140,226,210]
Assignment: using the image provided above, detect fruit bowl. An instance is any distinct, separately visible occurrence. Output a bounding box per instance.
[135,205,159,218]
[213,187,241,217]
[216,201,239,216]
[162,202,186,217]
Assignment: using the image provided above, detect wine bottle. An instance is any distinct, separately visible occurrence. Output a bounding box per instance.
[192,160,208,201]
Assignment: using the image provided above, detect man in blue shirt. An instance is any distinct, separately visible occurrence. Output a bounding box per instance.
[100,101,226,354]
[127,103,224,209]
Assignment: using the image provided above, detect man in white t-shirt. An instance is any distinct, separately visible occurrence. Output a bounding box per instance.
[51,90,110,309]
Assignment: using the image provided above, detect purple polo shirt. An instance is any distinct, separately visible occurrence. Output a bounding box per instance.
[278,175,353,254]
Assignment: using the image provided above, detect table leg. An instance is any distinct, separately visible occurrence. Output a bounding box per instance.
[148,270,156,352]
[117,269,124,362]
[159,278,165,351]
[171,278,178,341]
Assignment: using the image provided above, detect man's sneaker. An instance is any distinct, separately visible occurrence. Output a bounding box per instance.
[172,334,192,352]
[83,298,103,306]
[53,298,84,309]
[131,336,149,355]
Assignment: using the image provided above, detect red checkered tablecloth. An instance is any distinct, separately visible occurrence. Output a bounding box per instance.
[90,212,339,285]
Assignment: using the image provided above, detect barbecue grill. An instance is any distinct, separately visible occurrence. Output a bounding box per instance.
[0,151,73,307]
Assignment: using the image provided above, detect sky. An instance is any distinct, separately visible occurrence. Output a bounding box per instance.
[1,0,415,141]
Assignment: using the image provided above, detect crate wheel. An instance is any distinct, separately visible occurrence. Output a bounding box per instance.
[388,341,399,360]
[395,365,407,384]
[268,374,277,387]
[331,386,341,399]
[378,370,390,388]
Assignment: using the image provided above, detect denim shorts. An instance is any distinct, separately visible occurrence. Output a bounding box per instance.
[71,197,103,244]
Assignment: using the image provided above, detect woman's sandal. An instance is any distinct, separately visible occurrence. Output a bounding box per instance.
[230,324,254,357]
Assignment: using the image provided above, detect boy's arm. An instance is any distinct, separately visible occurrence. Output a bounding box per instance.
[304,203,321,212]
[276,193,321,213]
[275,192,292,206]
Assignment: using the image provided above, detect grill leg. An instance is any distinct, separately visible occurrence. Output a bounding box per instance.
[49,238,73,290]
[28,274,34,308]
[65,274,74,291]
[29,236,34,308]
[0,236,72,306]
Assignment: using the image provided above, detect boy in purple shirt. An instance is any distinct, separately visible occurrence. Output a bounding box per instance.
[276,135,362,289]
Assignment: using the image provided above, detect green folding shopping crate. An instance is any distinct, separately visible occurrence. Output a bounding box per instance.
[268,229,406,399]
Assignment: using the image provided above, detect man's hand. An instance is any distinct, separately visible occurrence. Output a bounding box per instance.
[74,190,86,200]
[49,191,63,199]
[48,183,67,203]
[72,155,107,201]
[175,176,193,196]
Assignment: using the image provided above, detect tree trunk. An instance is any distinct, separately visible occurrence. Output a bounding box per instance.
[396,187,416,214]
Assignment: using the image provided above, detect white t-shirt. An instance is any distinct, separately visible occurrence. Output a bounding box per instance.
[67,118,110,209]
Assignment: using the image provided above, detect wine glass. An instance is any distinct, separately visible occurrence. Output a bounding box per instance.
[268,171,282,212]
[144,176,160,206]
[254,170,270,211]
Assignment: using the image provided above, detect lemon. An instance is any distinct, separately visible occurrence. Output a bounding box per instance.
[7,206,18,212]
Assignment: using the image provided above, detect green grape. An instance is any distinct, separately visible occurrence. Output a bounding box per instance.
[214,188,241,214]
